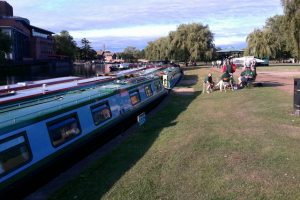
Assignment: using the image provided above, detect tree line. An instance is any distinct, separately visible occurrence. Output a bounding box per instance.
[116,46,145,62]
[144,23,215,62]
[245,0,300,61]
[54,30,97,61]
[0,30,98,62]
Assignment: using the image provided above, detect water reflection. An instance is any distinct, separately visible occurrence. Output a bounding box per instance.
[73,63,112,77]
[0,63,115,86]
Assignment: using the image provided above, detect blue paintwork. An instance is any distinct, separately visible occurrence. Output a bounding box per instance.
[0,66,183,189]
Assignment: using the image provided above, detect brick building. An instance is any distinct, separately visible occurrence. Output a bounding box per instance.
[0,1,54,61]
[0,1,12,16]
[97,50,118,62]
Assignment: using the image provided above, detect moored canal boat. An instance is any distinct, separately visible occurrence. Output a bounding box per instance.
[0,65,183,193]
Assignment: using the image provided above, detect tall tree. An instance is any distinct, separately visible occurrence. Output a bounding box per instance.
[0,30,12,61]
[120,46,143,62]
[145,23,215,62]
[53,30,77,60]
[281,0,300,60]
[80,38,95,60]
[245,29,277,58]
[264,15,291,59]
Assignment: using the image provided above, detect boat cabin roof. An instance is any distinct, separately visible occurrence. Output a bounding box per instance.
[0,67,157,105]
[0,76,81,92]
[0,76,161,135]
[0,76,115,105]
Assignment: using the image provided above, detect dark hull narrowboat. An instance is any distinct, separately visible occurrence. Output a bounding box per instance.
[0,65,183,194]
[0,75,167,190]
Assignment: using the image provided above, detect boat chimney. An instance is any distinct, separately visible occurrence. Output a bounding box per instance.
[42,84,47,94]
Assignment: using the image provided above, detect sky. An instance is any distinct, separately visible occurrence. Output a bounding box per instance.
[10,0,283,52]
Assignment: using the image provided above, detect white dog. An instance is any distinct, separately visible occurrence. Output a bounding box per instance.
[216,78,233,92]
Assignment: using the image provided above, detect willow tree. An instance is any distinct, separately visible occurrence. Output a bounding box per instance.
[145,23,215,62]
[186,23,214,61]
[245,29,277,58]
[264,15,291,59]
[281,0,300,60]
[144,41,155,60]
[145,37,170,60]
[169,23,214,62]
[156,37,170,60]
[119,46,144,62]
[169,27,191,62]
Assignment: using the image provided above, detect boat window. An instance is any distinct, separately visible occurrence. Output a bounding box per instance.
[144,85,153,97]
[0,133,31,177]
[154,81,162,91]
[129,90,141,105]
[47,114,81,147]
[91,102,112,125]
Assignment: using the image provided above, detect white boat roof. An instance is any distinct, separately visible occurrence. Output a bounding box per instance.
[0,76,81,92]
[0,67,156,105]
[137,67,163,75]
[0,76,114,105]
[0,67,148,92]
[113,67,146,77]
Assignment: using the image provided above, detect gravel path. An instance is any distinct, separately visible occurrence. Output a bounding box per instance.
[256,71,300,94]
[211,67,300,94]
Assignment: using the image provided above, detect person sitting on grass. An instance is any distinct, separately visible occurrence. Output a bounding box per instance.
[204,73,215,93]
[216,71,233,92]
[238,66,256,86]
[221,71,231,82]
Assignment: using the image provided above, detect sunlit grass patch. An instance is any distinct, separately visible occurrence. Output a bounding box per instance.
[50,67,300,200]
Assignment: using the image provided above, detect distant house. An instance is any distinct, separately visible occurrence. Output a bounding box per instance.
[0,1,54,61]
[97,50,119,62]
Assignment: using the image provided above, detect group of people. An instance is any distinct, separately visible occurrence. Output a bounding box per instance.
[204,59,257,93]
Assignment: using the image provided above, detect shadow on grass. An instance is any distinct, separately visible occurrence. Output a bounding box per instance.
[181,66,210,71]
[178,74,198,86]
[51,92,201,200]
[182,74,198,80]
[259,81,286,88]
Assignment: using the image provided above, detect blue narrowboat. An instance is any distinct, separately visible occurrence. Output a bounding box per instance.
[0,66,182,192]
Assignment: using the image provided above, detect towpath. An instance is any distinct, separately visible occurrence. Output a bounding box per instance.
[211,66,300,94]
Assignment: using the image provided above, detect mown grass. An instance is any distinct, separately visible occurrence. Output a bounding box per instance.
[49,67,300,200]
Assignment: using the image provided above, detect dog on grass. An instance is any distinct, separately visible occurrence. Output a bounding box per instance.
[216,77,234,92]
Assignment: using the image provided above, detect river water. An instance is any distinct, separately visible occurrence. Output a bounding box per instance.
[0,63,112,86]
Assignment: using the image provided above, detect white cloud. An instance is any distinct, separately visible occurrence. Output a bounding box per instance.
[69,24,177,39]
[9,0,284,51]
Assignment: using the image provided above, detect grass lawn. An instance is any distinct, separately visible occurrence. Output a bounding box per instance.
[50,67,300,200]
